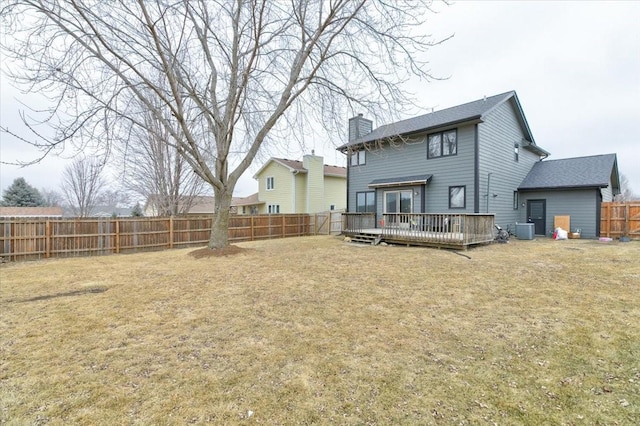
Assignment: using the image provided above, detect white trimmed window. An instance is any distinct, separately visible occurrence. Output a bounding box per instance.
[268,204,280,214]
[266,176,274,190]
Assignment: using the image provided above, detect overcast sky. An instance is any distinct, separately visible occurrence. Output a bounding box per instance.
[1,1,639,198]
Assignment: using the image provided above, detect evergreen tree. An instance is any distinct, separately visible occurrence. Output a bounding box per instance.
[1,178,46,207]
[131,202,143,217]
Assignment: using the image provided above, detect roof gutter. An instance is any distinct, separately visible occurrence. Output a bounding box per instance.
[518,184,609,191]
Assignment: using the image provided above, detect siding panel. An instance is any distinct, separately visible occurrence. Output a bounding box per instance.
[479,99,542,230]
[519,189,599,237]
[257,162,294,213]
[347,124,476,219]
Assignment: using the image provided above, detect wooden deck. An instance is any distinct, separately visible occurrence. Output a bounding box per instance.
[343,213,495,250]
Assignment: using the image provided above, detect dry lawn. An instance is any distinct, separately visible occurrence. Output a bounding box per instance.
[1,236,639,425]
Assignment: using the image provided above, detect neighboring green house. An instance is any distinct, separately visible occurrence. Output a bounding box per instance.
[250,153,346,214]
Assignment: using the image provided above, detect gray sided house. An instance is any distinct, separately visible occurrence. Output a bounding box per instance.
[338,91,620,239]
[338,91,548,234]
[518,154,620,238]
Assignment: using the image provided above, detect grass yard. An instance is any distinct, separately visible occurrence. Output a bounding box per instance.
[1,236,639,425]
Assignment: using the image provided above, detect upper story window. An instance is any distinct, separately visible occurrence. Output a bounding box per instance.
[266,176,274,190]
[350,150,366,166]
[428,130,457,159]
[514,143,519,162]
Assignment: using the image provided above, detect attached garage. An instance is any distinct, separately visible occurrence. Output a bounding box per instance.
[518,154,620,238]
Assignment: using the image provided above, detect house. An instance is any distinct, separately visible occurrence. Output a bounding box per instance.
[144,195,222,216]
[231,193,263,215]
[144,194,209,216]
[81,206,135,217]
[251,153,346,214]
[337,91,619,239]
[143,194,264,216]
[518,154,620,237]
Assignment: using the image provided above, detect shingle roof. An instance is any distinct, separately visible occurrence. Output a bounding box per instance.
[232,193,263,206]
[338,91,533,150]
[258,158,346,178]
[518,154,619,191]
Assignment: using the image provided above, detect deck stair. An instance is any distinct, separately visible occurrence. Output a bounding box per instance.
[349,231,380,245]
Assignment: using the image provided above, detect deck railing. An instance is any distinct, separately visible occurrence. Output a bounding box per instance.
[343,212,495,247]
[342,212,376,233]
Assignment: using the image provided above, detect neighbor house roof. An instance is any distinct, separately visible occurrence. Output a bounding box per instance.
[186,196,215,214]
[231,193,264,206]
[518,154,620,193]
[337,91,548,156]
[0,207,63,217]
[253,157,346,179]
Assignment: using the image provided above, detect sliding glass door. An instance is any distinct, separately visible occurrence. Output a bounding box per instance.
[384,190,412,225]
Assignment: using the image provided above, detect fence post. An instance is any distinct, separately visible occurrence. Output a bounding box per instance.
[115,219,120,254]
[250,216,255,241]
[606,203,611,238]
[45,220,51,258]
[281,214,285,238]
[169,216,174,249]
[625,204,630,238]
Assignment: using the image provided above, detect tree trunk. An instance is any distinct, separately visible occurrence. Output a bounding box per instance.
[209,189,232,249]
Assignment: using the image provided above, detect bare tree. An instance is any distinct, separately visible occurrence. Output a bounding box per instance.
[96,189,131,210]
[40,187,64,207]
[614,174,638,202]
[61,157,106,217]
[1,0,443,248]
[116,101,208,216]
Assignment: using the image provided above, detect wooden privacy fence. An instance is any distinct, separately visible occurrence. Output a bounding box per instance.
[0,214,329,262]
[600,202,640,239]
